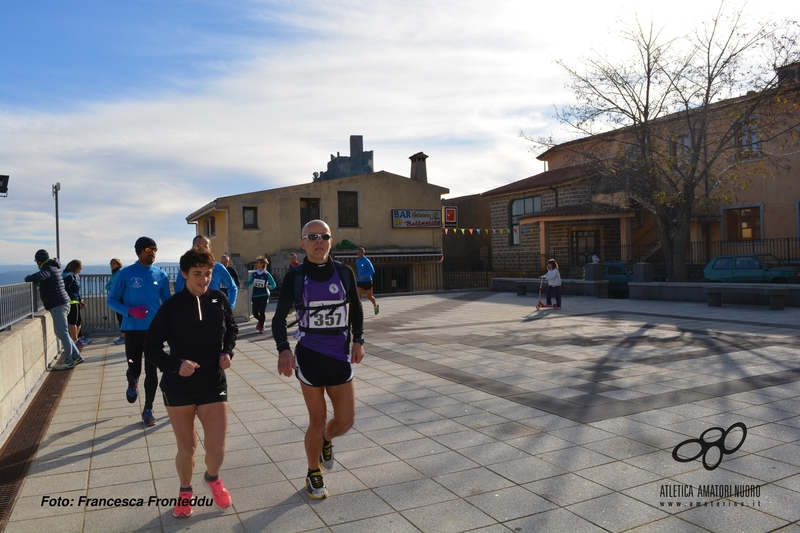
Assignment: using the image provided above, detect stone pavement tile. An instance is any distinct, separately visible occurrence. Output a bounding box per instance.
[456,441,528,466]
[336,444,401,470]
[625,517,714,533]
[465,485,556,522]
[504,508,607,533]
[431,402,488,419]
[160,513,245,533]
[626,409,690,427]
[577,461,662,491]
[389,408,445,426]
[26,449,91,477]
[331,432,376,453]
[450,411,504,430]
[476,421,538,441]
[754,483,800,523]
[372,399,425,416]
[506,433,575,455]
[88,462,155,488]
[352,413,404,432]
[7,490,86,521]
[251,427,306,447]
[678,504,789,533]
[519,414,580,432]
[227,479,303,513]
[309,488,395,526]
[240,416,296,434]
[409,419,470,438]
[329,513,421,533]
[718,455,800,483]
[546,425,617,445]
[400,499,496,533]
[81,499,163,533]
[16,470,88,498]
[588,416,663,437]
[3,512,86,533]
[487,456,568,485]
[383,437,450,460]
[622,426,696,450]
[524,473,613,506]
[583,435,659,460]
[624,450,705,478]
[406,450,480,477]
[221,463,285,490]
[220,446,273,470]
[238,500,325,533]
[567,492,669,531]
[538,445,616,471]
[349,460,426,488]
[360,425,426,446]
[749,422,800,443]
[434,467,516,498]
[747,436,800,466]
[733,404,799,423]
[373,478,459,511]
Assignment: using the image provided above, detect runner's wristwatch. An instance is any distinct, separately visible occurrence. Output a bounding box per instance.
[353,338,365,345]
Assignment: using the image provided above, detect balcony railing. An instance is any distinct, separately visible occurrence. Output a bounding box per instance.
[0,283,43,331]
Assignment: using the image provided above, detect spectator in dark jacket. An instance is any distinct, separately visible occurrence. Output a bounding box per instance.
[25,249,84,370]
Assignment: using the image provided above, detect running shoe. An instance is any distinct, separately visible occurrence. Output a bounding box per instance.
[75,341,88,348]
[52,362,75,371]
[374,305,379,315]
[79,337,93,344]
[319,440,334,471]
[126,378,139,403]
[553,305,561,310]
[306,471,328,499]
[75,357,85,365]
[142,409,156,427]
[202,475,232,509]
[113,337,125,345]
[173,490,193,518]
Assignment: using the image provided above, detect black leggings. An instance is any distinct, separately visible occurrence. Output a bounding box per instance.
[252,297,269,327]
[124,330,159,411]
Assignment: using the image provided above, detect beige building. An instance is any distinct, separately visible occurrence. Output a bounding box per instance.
[186,167,449,293]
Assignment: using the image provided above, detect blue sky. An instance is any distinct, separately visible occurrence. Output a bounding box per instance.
[1,0,793,264]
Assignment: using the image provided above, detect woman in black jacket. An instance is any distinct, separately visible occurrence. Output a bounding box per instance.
[144,249,238,518]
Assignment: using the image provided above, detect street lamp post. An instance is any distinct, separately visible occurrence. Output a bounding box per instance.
[52,183,61,259]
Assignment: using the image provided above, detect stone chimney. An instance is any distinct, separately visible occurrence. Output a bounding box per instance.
[409,152,428,183]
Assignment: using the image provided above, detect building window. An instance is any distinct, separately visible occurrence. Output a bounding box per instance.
[243,207,258,229]
[204,216,216,238]
[509,196,541,246]
[725,207,761,241]
[300,198,320,229]
[735,120,761,161]
[670,134,690,163]
[338,191,359,227]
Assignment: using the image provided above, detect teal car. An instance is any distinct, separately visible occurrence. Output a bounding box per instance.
[703,254,800,283]
[603,262,634,293]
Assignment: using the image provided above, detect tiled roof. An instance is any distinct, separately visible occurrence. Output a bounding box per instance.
[482,162,595,198]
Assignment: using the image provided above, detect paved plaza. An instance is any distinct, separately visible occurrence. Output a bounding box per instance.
[3,291,800,533]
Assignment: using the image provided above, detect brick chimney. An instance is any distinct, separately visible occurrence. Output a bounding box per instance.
[409,152,428,183]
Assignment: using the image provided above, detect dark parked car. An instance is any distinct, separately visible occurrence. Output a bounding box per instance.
[703,254,800,283]
[603,262,634,293]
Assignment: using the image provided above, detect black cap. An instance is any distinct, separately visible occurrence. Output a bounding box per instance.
[35,249,50,263]
[135,236,157,255]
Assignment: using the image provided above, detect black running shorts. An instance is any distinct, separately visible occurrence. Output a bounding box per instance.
[357,281,373,291]
[162,383,228,407]
[295,343,353,387]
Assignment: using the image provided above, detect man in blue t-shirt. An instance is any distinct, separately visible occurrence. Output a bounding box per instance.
[174,235,238,309]
[107,236,172,427]
[355,247,378,315]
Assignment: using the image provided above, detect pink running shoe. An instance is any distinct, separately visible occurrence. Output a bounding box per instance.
[203,475,232,509]
[173,490,193,518]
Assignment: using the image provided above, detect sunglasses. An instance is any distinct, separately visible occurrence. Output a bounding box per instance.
[303,233,331,242]
[143,247,158,253]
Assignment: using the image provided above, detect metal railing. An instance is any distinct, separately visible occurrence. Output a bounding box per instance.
[0,283,43,331]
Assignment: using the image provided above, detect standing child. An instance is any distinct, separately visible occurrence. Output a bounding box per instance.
[540,259,562,309]
[246,256,276,334]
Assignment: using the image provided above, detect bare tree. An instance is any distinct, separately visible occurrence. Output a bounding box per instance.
[529,2,800,281]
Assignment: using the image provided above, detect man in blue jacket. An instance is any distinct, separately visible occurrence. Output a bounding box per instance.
[107,237,172,427]
[25,249,84,370]
[174,235,238,309]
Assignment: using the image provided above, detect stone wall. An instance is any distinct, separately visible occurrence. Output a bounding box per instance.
[0,312,60,436]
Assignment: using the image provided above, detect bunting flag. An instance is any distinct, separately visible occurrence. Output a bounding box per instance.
[460,228,465,234]
[492,229,496,234]
[476,228,481,234]
[468,229,474,235]
[444,228,448,234]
